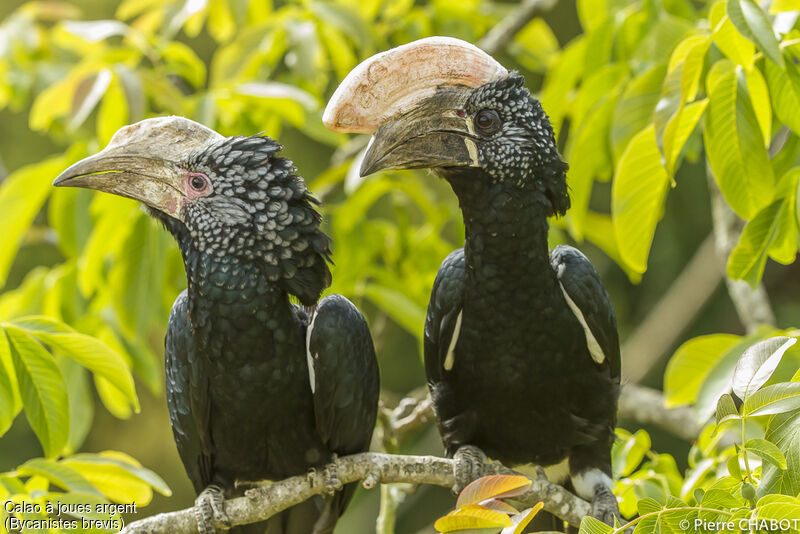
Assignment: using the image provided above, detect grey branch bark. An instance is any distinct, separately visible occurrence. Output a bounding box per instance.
[621,235,722,383]
[477,0,559,55]
[617,384,699,441]
[120,453,590,534]
[705,165,776,331]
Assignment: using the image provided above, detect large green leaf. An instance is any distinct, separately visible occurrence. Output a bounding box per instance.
[727,200,785,287]
[704,62,774,219]
[611,63,666,161]
[8,316,138,413]
[0,151,77,288]
[745,438,788,469]
[665,334,742,406]
[760,411,800,496]
[710,1,755,68]
[0,330,19,436]
[612,429,651,478]
[764,58,800,135]
[662,99,708,175]
[4,327,69,458]
[726,0,784,68]
[65,451,171,497]
[731,337,797,400]
[612,125,671,275]
[18,458,101,496]
[741,382,800,416]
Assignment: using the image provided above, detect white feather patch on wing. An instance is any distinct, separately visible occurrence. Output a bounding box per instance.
[305,310,319,394]
[557,272,605,365]
[443,310,463,371]
[571,468,614,501]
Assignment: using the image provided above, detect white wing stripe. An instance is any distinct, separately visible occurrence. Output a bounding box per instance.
[444,310,463,371]
[305,310,319,394]
[558,281,606,365]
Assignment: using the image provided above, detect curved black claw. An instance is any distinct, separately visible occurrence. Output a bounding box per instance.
[322,453,343,495]
[591,484,621,527]
[194,485,231,534]
[452,445,488,495]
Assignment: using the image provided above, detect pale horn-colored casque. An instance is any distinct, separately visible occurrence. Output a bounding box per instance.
[322,36,508,134]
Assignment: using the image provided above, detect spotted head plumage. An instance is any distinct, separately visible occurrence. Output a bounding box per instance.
[53,117,331,305]
[461,74,570,215]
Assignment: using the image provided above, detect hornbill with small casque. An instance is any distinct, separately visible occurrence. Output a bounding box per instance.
[53,117,380,534]
[324,37,621,528]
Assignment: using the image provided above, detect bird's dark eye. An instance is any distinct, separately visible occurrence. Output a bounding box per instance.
[189,173,209,192]
[475,109,501,134]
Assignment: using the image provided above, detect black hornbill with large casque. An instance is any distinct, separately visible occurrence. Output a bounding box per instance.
[325,37,621,527]
[53,117,380,534]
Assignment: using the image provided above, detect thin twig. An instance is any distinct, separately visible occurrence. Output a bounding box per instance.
[119,453,590,533]
[477,0,559,55]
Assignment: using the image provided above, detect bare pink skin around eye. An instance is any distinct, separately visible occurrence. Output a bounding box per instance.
[183,171,213,200]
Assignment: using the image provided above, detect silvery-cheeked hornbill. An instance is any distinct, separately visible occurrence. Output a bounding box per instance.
[53,117,380,534]
[324,37,621,526]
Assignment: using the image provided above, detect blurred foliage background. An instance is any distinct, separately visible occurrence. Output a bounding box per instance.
[1,0,800,532]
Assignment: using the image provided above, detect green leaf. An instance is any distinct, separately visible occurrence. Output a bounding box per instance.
[612,125,671,274]
[18,458,101,496]
[578,515,615,534]
[760,411,800,496]
[726,0,784,68]
[745,438,788,469]
[662,98,708,175]
[59,358,94,454]
[742,382,800,416]
[768,170,799,263]
[611,63,666,161]
[110,215,168,339]
[612,429,651,478]
[695,332,770,421]
[711,1,755,68]
[765,57,800,135]
[637,497,663,515]
[701,488,744,508]
[745,67,771,148]
[0,330,19,436]
[715,393,740,425]
[9,316,138,413]
[4,327,68,458]
[665,333,742,407]
[65,451,171,497]
[436,504,513,532]
[0,152,76,288]
[732,336,797,399]
[97,76,129,147]
[705,62,774,219]
[727,200,784,287]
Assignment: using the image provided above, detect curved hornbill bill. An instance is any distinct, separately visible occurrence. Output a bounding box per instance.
[324,37,621,527]
[53,117,380,534]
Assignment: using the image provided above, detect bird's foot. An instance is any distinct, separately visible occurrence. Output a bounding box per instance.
[194,485,231,534]
[590,484,621,527]
[306,454,343,495]
[452,445,488,495]
[322,453,343,495]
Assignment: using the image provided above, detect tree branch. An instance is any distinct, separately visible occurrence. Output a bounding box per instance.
[120,453,590,534]
[477,0,559,55]
[705,165,776,331]
[621,235,722,383]
[617,384,699,442]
